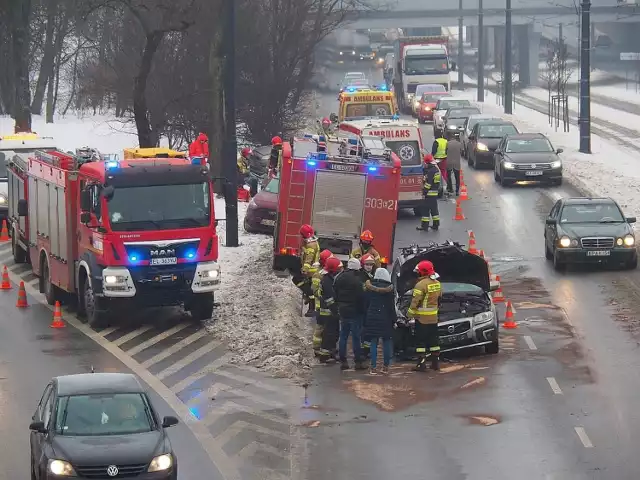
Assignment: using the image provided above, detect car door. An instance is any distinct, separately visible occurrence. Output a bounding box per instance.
[468,124,480,161]
[545,201,562,249]
[494,138,505,174]
[31,383,53,473]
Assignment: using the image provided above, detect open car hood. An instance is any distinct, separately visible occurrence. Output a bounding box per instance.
[392,241,490,294]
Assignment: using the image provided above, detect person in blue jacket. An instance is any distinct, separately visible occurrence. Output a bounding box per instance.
[363,268,397,374]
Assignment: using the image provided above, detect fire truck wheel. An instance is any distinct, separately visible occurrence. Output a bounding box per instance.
[188,294,215,322]
[12,233,26,264]
[79,276,109,328]
[40,258,57,306]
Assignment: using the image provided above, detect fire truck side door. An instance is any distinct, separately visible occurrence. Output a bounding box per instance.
[77,181,103,249]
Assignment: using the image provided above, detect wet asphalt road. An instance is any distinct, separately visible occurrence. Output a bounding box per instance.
[0,289,221,480]
[300,66,640,479]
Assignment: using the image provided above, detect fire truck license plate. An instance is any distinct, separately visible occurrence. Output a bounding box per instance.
[150,257,178,265]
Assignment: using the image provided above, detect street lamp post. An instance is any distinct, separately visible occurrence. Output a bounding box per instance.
[504,0,513,114]
[477,0,484,102]
[458,0,464,89]
[579,0,591,153]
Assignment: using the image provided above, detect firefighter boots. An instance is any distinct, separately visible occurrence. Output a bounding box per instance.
[416,221,430,231]
[431,353,440,371]
[305,303,316,317]
[413,356,428,372]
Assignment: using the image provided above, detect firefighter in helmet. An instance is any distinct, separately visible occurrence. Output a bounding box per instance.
[293,224,320,317]
[360,253,377,281]
[417,153,441,232]
[350,230,381,268]
[237,147,251,186]
[311,249,334,356]
[318,256,343,362]
[268,136,283,177]
[320,117,333,136]
[408,260,442,371]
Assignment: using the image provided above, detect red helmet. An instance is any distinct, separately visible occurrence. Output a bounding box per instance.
[325,256,343,273]
[423,153,434,163]
[322,117,331,126]
[415,260,436,277]
[360,253,375,266]
[319,249,333,267]
[241,147,251,157]
[299,224,314,239]
[360,230,374,243]
[271,136,283,146]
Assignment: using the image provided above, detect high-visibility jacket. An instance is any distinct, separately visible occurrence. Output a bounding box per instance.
[350,246,381,268]
[319,272,338,317]
[300,239,320,276]
[408,276,442,325]
[311,268,327,309]
[423,162,441,197]
[434,137,448,159]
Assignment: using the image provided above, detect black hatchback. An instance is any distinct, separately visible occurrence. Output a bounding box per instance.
[30,373,179,480]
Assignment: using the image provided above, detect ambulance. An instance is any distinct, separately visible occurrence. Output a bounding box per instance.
[335,86,398,122]
[338,118,424,214]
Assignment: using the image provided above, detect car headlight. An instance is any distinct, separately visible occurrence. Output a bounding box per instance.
[423,106,431,111]
[0,194,6,204]
[414,101,420,107]
[104,275,128,284]
[503,162,515,169]
[148,454,173,472]
[448,125,457,129]
[476,142,489,151]
[474,311,494,325]
[559,236,572,248]
[48,459,76,476]
[550,160,562,169]
[624,235,635,246]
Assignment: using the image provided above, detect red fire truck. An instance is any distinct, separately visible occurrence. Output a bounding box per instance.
[273,136,401,272]
[7,150,221,326]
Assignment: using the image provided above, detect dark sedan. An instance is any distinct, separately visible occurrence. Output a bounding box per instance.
[244,176,279,234]
[544,197,637,270]
[493,133,563,186]
[442,107,481,139]
[30,373,179,480]
[467,121,519,169]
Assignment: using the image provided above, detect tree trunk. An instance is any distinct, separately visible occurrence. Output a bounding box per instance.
[133,31,164,147]
[11,0,32,132]
[32,0,58,115]
[47,11,68,123]
[209,27,225,195]
[46,68,55,123]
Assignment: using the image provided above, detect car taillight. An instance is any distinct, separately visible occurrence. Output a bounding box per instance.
[280,247,297,256]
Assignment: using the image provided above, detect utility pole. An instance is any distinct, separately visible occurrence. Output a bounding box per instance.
[458,0,464,89]
[504,0,513,113]
[477,0,484,102]
[558,23,563,100]
[222,0,238,246]
[579,0,591,153]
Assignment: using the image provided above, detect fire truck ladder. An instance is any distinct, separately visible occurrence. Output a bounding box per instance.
[34,150,78,170]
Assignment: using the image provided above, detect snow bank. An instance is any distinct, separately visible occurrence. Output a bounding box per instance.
[205,197,314,382]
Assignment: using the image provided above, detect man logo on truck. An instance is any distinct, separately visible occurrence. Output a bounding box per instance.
[150,248,176,257]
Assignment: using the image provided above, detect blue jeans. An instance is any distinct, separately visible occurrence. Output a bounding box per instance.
[339,316,363,362]
[369,336,393,368]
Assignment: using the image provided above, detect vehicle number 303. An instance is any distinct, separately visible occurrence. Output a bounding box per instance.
[365,198,398,210]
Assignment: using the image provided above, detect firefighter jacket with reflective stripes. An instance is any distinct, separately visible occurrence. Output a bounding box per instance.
[432,137,448,159]
[350,246,382,268]
[423,162,441,197]
[319,272,339,317]
[300,239,320,276]
[311,268,327,309]
[237,156,249,175]
[408,276,442,325]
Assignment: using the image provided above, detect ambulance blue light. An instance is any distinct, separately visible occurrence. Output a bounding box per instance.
[368,166,378,172]
[307,161,316,166]
[105,161,119,169]
[378,85,388,91]
[347,87,356,92]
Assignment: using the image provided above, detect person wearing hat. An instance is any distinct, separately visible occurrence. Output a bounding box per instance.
[363,268,397,374]
[417,153,441,232]
[318,257,343,363]
[334,257,367,371]
[407,260,442,371]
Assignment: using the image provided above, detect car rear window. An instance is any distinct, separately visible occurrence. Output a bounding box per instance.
[478,124,518,137]
[423,93,451,103]
[438,99,471,110]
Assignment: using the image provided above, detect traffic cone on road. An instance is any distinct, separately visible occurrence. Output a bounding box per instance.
[453,199,465,220]
[460,169,466,187]
[16,281,28,308]
[0,220,9,242]
[478,249,486,261]
[50,301,65,328]
[468,236,478,254]
[0,266,11,290]
[503,301,518,329]
[492,275,505,303]
[459,183,469,201]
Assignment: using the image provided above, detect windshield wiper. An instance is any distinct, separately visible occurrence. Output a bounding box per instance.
[60,400,69,435]
[599,219,622,223]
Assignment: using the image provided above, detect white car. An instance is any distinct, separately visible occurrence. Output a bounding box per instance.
[433,97,474,136]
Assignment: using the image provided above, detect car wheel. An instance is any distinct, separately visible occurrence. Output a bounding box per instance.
[624,256,638,270]
[499,169,511,187]
[41,259,57,306]
[485,338,499,354]
[553,177,563,186]
[82,277,109,328]
[469,153,476,169]
[553,248,566,271]
[545,238,553,260]
[494,168,500,182]
[31,457,36,480]
[188,294,215,322]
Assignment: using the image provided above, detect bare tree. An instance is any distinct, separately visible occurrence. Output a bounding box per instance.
[10,0,33,132]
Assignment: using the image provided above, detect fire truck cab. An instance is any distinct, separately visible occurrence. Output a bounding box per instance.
[7,151,220,326]
[273,135,401,274]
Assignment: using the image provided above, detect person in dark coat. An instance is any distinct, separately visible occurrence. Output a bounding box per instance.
[363,268,397,374]
[334,258,367,371]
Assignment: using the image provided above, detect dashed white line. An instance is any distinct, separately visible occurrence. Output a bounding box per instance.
[112,325,154,347]
[574,427,594,448]
[546,377,563,395]
[125,323,191,356]
[155,341,221,380]
[523,335,537,351]
[141,329,209,368]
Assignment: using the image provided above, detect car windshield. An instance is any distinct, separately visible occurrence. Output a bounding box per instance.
[345,103,392,117]
[422,93,450,103]
[505,138,553,153]
[560,204,624,224]
[442,282,484,295]
[447,108,480,119]
[437,100,471,110]
[54,393,154,436]
[479,124,518,137]
[264,177,280,194]
[385,140,421,165]
[107,182,210,231]
[404,56,449,75]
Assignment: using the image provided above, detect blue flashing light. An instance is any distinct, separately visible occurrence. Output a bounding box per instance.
[185,250,197,260]
[378,84,388,91]
[318,135,326,143]
[128,254,138,263]
[347,87,356,92]
[347,138,358,145]
[105,161,119,169]
[307,161,316,166]
[368,166,378,172]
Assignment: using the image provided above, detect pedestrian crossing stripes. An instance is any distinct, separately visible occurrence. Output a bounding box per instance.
[0,241,298,480]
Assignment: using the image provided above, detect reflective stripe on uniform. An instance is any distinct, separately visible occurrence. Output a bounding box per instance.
[421,217,430,222]
[325,297,335,305]
[319,309,332,316]
[416,347,426,353]
[416,307,438,316]
[426,191,439,196]
[295,281,306,287]
[430,346,441,352]
[412,288,423,295]
[427,283,441,293]
[431,215,440,220]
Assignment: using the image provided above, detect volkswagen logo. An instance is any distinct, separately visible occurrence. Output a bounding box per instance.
[447,325,455,334]
[107,465,119,477]
[531,164,536,168]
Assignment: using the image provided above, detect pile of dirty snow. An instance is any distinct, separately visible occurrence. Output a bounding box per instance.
[205,197,314,382]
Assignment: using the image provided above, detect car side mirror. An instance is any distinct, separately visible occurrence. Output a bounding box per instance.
[450,61,457,71]
[29,421,46,433]
[80,212,92,225]
[627,216,636,224]
[556,148,563,154]
[17,199,28,217]
[546,218,556,225]
[102,185,114,200]
[162,415,179,428]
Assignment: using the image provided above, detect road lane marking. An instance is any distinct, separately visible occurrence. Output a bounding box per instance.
[125,323,191,356]
[574,427,594,448]
[156,341,222,380]
[170,352,234,394]
[546,377,563,394]
[112,325,154,346]
[523,335,537,350]
[141,329,209,368]
[99,326,119,337]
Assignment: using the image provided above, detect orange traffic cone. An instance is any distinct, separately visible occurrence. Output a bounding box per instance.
[0,266,11,290]
[15,281,28,307]
[453,199,465,220]
[468,230,475,240]
[492,275,505,303]
[50,301,65,328]
[459,183,469,201]
[478,249,486,261]
[459,169,466,187]
[468,236,478,254]
[0,220,9,242]
[503,301,518,329]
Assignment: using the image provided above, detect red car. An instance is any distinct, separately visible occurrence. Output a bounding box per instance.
[244,176,279,234]
[418,92,452,124]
